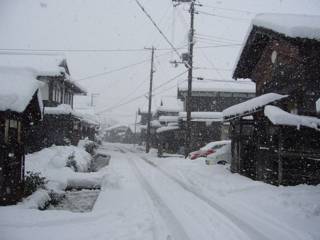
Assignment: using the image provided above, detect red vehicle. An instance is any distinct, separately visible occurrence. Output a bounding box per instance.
[188,141,230,160]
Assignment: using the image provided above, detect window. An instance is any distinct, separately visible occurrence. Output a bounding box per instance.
[4,119,21,144]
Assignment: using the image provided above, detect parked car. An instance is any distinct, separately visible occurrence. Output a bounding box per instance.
[188,140,231,160]
[205,140,231,165]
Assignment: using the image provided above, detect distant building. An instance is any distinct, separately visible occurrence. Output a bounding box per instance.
[177,79,255,152]
[225,14,320,186]
[0,67,42,205]
[104,124,134,143]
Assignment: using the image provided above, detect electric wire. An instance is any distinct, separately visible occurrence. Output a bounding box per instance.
[133,0,191,68]
[197,10,251,21]
[96,70,187,113]
[200,4,256,15]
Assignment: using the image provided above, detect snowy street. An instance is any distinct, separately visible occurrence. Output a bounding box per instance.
[1,142,319,240]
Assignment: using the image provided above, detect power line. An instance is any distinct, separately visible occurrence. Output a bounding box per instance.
[201,4,256,15]
[76,51,171,82]
[195,33,241,44]
[96,70,187,113]
[0,44,241,57]
[76,59,150,82]
[195,36,240,45]
[0,48,154,54]
[197,10,251,21]
[133,0,190,68]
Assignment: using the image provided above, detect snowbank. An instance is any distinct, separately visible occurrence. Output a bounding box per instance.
[21,189,51,210]
[264,105,320,130]
[25,145,94,191]
[223,93,288,119]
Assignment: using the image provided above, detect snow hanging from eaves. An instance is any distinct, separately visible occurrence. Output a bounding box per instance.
[0,66,42,113]
[264,105,320,130]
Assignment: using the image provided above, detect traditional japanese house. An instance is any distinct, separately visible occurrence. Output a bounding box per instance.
[104,124,133,143]
[226,14,320,185]
[137,109,154,145]
[0,67,42,205]
[177,79,255,152]
[24,57,87,151]
[154,99,184,155]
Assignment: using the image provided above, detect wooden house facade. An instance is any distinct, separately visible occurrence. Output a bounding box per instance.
[0,67,42,205]
[226,14,320,186]
[25,58,93,152]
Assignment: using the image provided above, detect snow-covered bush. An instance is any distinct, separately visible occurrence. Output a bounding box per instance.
[78,138,98,155]
[22,189,51,210]
[24,171,48,198]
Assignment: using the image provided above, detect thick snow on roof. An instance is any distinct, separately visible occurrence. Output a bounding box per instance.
[179,112,222,123]
[156,98,183,113]
[265,106,320,130]
[45,104,74,115]
[105,124,129,131]
[0,55,67,77]
[45,104,99,125]
[178,79,255,93]
[0,66,42,112]
[156,125,180,134]
[253,14,320,40]
[159,116,179,123]
[223,93,288,119]
[179,111,223,120]
[150,120,161,128]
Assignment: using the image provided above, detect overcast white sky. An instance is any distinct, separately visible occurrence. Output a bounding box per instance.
[0,0,320,124]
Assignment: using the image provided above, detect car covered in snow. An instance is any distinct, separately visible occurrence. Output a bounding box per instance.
[205,140,231,165]
[188,140,231,160]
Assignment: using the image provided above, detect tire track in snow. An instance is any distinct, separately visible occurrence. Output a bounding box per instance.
[128,148,306,240]
[125,153,192,240]
[122,147,270,240]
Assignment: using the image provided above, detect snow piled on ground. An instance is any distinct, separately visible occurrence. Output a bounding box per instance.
[25,145,95,191]
[144,151,320,240]
[1,143,320,240]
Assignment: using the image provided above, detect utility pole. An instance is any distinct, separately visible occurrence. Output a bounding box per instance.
[185,0,195,157]
[134,111,138,147]
[146,47,155,153]
[90,93,100,107]
[172,0,196,157]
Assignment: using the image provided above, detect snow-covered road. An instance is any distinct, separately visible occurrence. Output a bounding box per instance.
[0,142,319,240]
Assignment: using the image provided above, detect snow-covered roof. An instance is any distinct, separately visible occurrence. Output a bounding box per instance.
[156,98,183,113]
[158,116,179,123]
[45,104,99,125]
[0,66,42,113]
[0,55,67,77]
[223,93,288,119]
[264,105,320,130]
[45,104,74,115]
[74,108,100,126]
[233,14,320,79]
[105,124,129,131]
[156,125,180,134]
[150,120,161,128]
[179,112,223,122]
[253,14,320,40]
[178,79,255,94]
